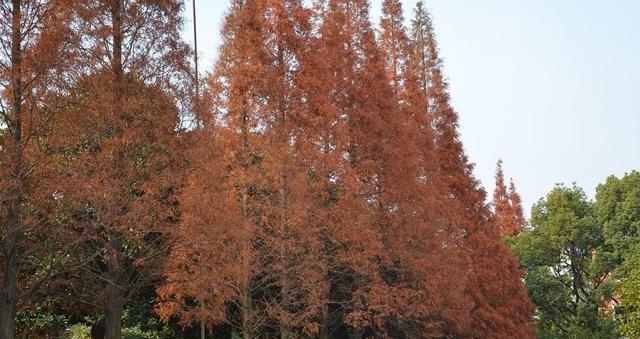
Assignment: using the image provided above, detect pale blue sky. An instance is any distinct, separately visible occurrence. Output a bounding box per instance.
[183,0,640,213]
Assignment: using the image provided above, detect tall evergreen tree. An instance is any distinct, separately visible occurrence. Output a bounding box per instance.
[513,185,616,338]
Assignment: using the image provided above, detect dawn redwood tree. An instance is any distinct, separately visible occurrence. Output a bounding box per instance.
[311,1,394,336]
[0,1,77,337]
[507,171,526,237]
[52,1,190,338]
[305,0,461,336]
[158,2,266,337]
[493,160,526,237]
[378,0,471,336]
[159,1,325,337]
[508,180,526,234]
[493,160,510,234]
[256,2,328,336]
[409,1,483,216]
[409,2,534,337]
[55,73,183,339]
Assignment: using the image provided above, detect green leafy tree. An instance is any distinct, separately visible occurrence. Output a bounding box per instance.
[595,171,640,267]
[616,247,640,337]
[512,184,618,338]
[595,171,640,336]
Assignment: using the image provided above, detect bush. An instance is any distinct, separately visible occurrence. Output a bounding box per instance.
[63,324,91,339]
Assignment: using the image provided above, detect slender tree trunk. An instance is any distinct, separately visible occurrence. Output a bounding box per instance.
[279,218,289,339]
[0,2,23,338]
[276,46,290,339]
[0,222,18,339]
[105,235,123,339]
[319,308,329,339]
[241,290,251,339]
[240,193,251,339]
[105,2,124,338]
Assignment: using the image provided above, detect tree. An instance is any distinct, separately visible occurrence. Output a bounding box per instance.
[54,72,184,339]
[616,246,640,337]
[595,171,640,268]
[408,2,534,337]
[159,1,326,337]
[309,0,452,336]
[493,160,526,237]
[0,1,77,338]
[53,1,191,338]
[379,1,472,336]
[595,171,640,336]
[509,179,526,234]
[512,184,617,338]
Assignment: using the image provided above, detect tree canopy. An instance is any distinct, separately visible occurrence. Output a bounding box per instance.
[4,1,637,339]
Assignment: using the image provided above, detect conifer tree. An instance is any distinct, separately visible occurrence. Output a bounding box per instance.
[52,1,190,338]
[409,2,534,337]
[159,1,326,337]
[508,179,526,235]
[307,0,421,336]
[493,160,511,235]
[159,1,268,336]
[0,1,78,337]
[378,0,471,336]
[493,160,526,237]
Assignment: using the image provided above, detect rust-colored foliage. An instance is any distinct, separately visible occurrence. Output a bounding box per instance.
[407,2,534,337]
[0,0,536,338]
[493,160,526,237]
[0,1,78,337]
[508,180,526,233]
[48,1,190,338]
[378,0,471,336]
[159,0,326,337]
[157,1,535,338]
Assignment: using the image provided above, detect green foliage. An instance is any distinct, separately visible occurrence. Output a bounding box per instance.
[595,171,640,264]
[616,247,640,337]
[120,290,177,339]
[122,326,163,339]
[512,184,619,338]
[63,324,91,339]
[594,171,640,336]
[16,297,70,337]
[511,173,640,337]
[62,323,172,339]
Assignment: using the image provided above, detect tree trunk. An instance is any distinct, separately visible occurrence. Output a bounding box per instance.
[0,226,18,339]
[0,1,23,338]
[105,2,124,337]
[318,309,329,339]
[241,290,251,339]
[279,186,289,339]
[240,193,251,339]
[105,235,123,339]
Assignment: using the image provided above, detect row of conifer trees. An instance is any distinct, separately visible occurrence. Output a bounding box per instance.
[0,0,534,338]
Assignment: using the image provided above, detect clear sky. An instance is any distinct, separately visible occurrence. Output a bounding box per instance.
[183,0,640,214]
